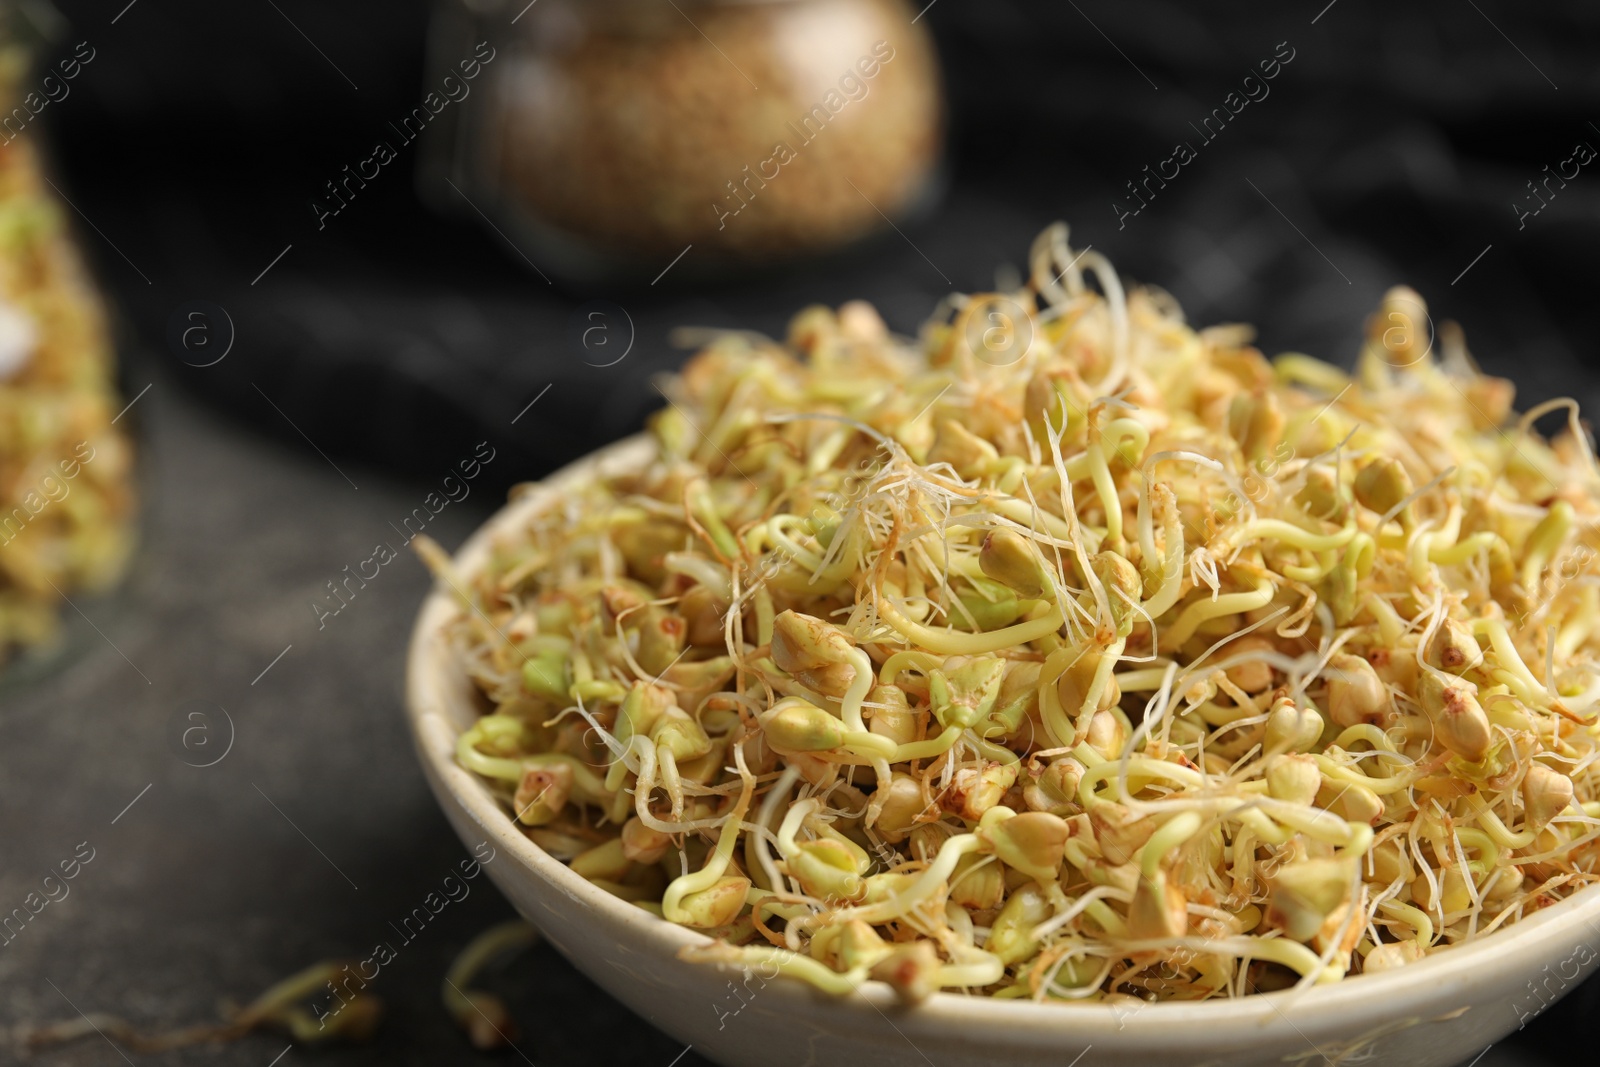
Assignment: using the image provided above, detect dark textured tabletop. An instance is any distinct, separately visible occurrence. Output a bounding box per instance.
[0,377,721,1066]
[5,0,1600,1064]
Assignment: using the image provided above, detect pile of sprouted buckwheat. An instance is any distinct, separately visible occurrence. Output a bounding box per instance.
[433,224,1600,1005]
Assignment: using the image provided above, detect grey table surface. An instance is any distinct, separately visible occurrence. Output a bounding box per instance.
[0,369,1589,1067]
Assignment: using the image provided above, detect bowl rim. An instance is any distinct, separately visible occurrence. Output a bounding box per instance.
[405,431,1600,1035]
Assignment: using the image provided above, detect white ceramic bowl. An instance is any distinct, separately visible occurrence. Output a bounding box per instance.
[406,434,1600,1067]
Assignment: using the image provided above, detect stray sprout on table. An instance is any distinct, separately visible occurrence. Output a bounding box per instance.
[18,925,545,1058]
[432,223,1600,1005]
[443,919,539,1050]
[15,959,382,1054]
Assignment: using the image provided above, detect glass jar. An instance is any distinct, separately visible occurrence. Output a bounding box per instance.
[0,8,140,681]
[424,0,945,282]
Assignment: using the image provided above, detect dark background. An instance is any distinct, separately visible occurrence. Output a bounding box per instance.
[34,0,1600,488]
[3,0,1598,1064]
